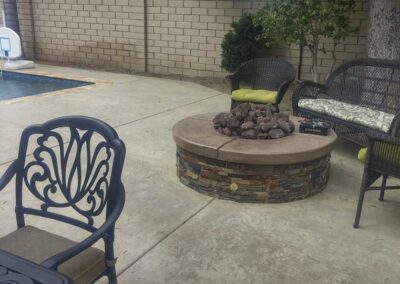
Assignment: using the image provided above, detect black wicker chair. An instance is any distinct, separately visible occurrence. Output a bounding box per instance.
[354,132,400,228]
[0,116,126,283]
[227,57,296,111]
[293,58,400,146]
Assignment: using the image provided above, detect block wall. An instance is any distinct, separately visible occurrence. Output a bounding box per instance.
[1,0,369,80]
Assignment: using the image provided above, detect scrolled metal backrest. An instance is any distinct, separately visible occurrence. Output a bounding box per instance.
[15,116,126,230]
[326,58,400,114]
[237,57,296,90]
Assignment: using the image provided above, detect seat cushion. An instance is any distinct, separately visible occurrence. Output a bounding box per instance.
[232,89,278,104]
[358,147,367,163]
[0,226,105,284]
[298,99,395,133]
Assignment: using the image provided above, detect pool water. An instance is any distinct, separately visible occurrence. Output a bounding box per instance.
[0,71,94,100]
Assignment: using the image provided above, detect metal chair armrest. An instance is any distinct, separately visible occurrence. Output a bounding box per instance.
[0,160,19,191]
[40,183,126,269]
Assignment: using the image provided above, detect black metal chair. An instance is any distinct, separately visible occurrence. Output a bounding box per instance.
[227,57,296,111]
[0,116,126,283]
[354,132,400,228]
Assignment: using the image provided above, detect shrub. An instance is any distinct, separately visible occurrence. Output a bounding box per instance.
[221,14,270,72]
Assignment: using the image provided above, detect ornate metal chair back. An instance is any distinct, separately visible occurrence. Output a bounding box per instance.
[14,116,126,232]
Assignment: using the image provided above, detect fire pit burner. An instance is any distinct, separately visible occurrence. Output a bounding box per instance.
[213,103,295,139]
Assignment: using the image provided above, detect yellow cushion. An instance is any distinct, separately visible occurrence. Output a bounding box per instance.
[358,147,367,163]
[232,89,278,104]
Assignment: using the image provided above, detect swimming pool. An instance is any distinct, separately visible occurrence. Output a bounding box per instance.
[0,71,94,100]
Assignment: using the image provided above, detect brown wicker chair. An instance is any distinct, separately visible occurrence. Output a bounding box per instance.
[354,132,400,228]
[227,57,296,111]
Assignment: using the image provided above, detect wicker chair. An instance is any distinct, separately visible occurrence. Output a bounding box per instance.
[0,116,126,283]
[293,58,400,146]
[227,57,296,111]
[354,132,400,228]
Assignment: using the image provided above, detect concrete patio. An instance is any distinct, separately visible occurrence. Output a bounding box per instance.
[0,65,400,284]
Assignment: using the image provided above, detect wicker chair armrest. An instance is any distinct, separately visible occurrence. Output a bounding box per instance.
[292,81,329,112]
[364,131,400,169]
[0,160,18,191]
[275,79,294,105]
[41,183,126,269]
[367,131,400,146]
[389,112,400,137]
[226,73,240,92]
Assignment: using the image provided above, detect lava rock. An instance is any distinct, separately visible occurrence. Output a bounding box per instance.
[241,129,257,139]
[260,122,275,132]
[241,121,255,130]
[278,120,291,133]
[213,103,294,139]
[268,129,285,139]
[222,128,232,136]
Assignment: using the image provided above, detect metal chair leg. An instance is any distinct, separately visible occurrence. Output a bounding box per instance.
[379,175,387,201]
[353,186,366,228]
[107,267,118,284]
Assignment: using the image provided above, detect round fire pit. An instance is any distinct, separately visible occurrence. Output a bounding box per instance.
[173,113,337,203]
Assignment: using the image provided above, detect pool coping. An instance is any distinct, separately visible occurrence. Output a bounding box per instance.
[0,68,111,105]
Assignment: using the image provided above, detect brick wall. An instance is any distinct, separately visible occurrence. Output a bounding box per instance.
[1,0,368,80]
[145,0,263,77]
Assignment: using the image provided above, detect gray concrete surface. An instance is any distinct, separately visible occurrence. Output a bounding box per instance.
[0,65,399,284]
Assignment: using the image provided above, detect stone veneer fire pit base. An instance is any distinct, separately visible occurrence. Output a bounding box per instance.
[177,147,330,203]
[173,113,337,203]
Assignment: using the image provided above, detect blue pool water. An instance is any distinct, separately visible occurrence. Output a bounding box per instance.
[0,71,94,100]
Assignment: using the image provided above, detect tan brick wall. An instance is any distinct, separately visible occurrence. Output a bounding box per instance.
[145,0,263,77]
[1,0,368,80]
[30,0,146,71]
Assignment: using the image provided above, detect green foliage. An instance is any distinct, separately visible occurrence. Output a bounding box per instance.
[256,0,360,81]
[221,14,270,72]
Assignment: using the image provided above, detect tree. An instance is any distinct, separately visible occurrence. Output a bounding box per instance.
[221,14,270,72]
[368,0,400,59]
[256,0,360,81]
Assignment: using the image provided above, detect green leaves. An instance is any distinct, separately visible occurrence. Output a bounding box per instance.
[221,14,270,72]
[255,0,360,81]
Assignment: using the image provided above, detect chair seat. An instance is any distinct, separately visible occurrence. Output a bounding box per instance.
[232,89,278,104]
[0,226,105,284]
[298,99,395,133]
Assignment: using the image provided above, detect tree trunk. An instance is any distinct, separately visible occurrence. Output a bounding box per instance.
[368,0,400,59]
[311,52,318,82]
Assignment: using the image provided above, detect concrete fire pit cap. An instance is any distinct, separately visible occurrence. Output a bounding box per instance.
[172,113,337,165]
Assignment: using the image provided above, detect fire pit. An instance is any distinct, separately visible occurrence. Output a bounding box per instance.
[173,113,337,203]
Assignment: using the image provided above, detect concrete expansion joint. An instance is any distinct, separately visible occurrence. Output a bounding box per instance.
[117,197,215,277]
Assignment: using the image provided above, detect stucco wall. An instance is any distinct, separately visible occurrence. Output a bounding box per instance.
[1,0,368,81]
